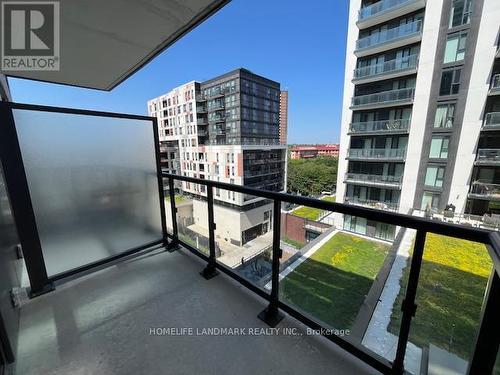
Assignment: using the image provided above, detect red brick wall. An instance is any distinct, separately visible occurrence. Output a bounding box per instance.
[281,213,306,244]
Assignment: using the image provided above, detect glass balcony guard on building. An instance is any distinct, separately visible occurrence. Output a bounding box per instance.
[491,74,500,90]
[356,20,422,51]
[484,112,500,128]
[469,182,500,200]
[345,173,403,186]
[476,149,500,164]
[348,148,407,159]
[349,118,410,133]
[345,196,399,211]
[354,54,418,80]
[358,0,418,21]
[351,87,415,107]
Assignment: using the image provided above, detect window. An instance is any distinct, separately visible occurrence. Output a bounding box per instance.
[425,166,445,187]
[429,136,450,159]
[421,192,441,210]
[439,68,461,96]
[434,103,455,128]
[449,0,472,28]
[444,32,467,63]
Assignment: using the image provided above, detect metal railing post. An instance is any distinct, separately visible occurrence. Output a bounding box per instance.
[0,103,54,297]
[167,176,180,252]
[201,184,219,279]
[258,199,284,327]
[467,270,500,374]
[392,230,426,374]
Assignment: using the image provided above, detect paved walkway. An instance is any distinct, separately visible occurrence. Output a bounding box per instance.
[362,226,422,375]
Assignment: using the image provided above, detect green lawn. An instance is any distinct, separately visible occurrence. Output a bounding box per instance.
[291,196,336,221]
[281,232,389,329]
[282,236,306,249]
[165,195,186,205]
[388,233,493,361]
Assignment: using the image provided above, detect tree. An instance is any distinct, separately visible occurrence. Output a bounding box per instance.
[287,157,338,196]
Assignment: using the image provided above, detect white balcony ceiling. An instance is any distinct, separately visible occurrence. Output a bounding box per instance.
[1,0,228,90]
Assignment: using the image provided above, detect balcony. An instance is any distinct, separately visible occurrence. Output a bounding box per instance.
[196,105,207,113]
[3,102,500,375]
[357,0,426,29]
[489,74,500,96]
[483,112,500,130]
[345,172,403,188]
[347,148,407,161]
[355,20,423,57]
[469,182,500,201]
[344,196,399,211]
[349,118,410,135]
[353,54,418,84]
[350,87,415,110]
[475,149,500,166]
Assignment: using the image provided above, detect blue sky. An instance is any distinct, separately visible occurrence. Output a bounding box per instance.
[9,0,349,144]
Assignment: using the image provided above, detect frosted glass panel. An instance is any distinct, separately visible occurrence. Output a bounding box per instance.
[14,109,163,276]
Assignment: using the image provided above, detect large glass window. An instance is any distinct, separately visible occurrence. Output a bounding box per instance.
[449,0,473,28]
[443,32,467,63]
[429,136,450,159]
[439,68,461,96]
[434,103,455,128]
[425,166,445,187]
[421,192,441,210]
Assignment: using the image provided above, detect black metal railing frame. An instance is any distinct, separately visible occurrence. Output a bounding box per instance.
[1,101,498,374]
[162,172,500,375]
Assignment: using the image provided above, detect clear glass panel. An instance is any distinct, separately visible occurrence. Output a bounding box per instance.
[175,183,208,255]
[14,109,163,276]
[380,234,492,374]
[214,189,273,291]
[444,36,459,63]
[280,206,394,337]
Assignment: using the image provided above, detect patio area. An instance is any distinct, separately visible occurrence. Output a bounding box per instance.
[15,246,378,375]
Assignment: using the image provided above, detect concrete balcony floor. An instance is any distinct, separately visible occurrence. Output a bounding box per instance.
[15,247,378,375]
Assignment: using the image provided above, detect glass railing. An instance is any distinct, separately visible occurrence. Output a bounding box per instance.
[491,74,500,89]
[351,87,415,107]
[358,0,418,21]
[356,20,422,51]
[477,149,500,163]
[345,196,399,211]
[354,54,418,80]
[349,118,410,133]
[345,173,403,185]
[196,106,207,112]
[484,112,500,128]
[348,148,407,159]
[469,182,500,200]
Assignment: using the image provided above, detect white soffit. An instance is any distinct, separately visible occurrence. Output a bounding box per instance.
[1,0,229,90]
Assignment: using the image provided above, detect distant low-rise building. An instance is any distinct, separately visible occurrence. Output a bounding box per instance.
[290,144,339,159]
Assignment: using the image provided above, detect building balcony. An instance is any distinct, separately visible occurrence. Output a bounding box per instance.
[483,112,500,131]
[345,172,403,188]
[347,147,407,161]
[197,117,208,125]
[210,105,225,112]
[348,118,410,135]
[344,196,399,211]
[489,74,500,96]
[196,105,208,113]
[353,54,418,84]
[468,182,500,201]
[350,87,415,110]
[208,115,226,123]
[475,149,500,166]
[357,0,426,29]
[196,94,206,102]
[354,20,422,57]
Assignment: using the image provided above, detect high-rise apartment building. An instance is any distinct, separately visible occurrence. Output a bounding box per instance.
[279,90,288,145]
[337,0,500,240]
[148,68,286,247]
